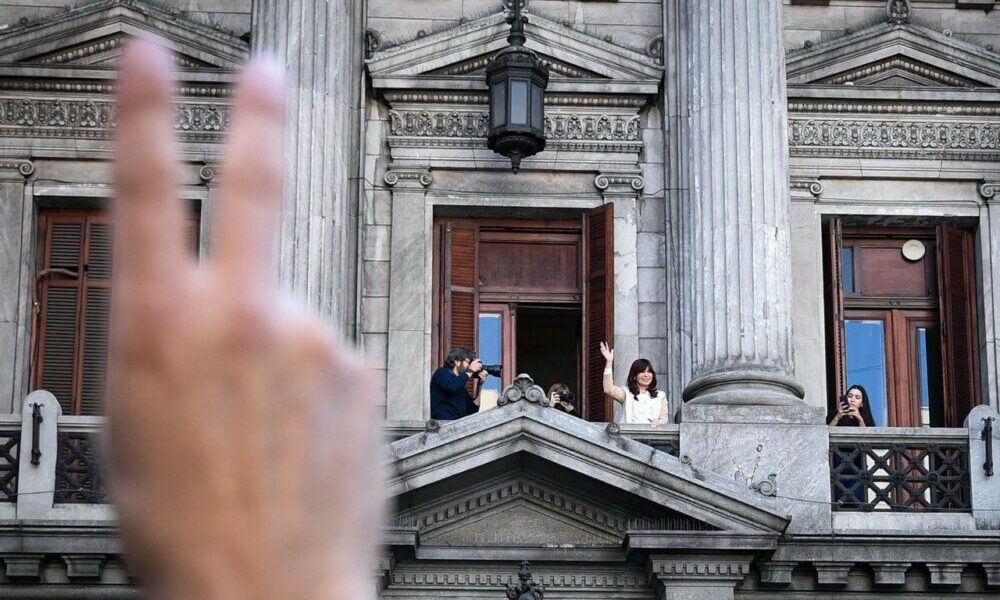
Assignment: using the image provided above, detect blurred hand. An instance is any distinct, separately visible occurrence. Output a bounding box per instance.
[107,40,382,600]
[469,359,483,373]
[478,370,488,381]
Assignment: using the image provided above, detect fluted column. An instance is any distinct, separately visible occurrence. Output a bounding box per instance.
[252,0,361,332]
[682,0,803,405]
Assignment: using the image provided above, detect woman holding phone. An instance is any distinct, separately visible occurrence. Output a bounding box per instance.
[827,384,876,427]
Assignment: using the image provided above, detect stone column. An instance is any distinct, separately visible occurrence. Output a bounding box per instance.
[681,0,803,406]
[677,1,829,534]
[384,169,432,421]
[252,0,362,333]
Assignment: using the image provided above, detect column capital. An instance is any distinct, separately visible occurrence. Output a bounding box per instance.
[0,158,35,181]
[595,172,644,196]
[199,163,220,185]
[790,176,823,199]
[979,179,1000,203]
[385,168,432,189]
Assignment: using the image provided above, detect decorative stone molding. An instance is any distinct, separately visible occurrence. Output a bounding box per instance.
[758,560,796,584]
[497,374,547,407]
[383,168,432,188]
[886,0,912,24]
[595,173,644,193]
[927,562,965,586]
[365,28,383,59]
[979,179,1000,201]
[198,164,219,183]
[872,562,910,586]
[818,57,977,87]
[63,554,104,579]
[382,92,646,108]
[0,80,232,97]
[389,568,647,588]
[788,118,1000,160]
[813,561,852,585]
[788,101,1000,116]
[0,97,231,142]
[790,177,823,197]
[985,564,1000,587]
[3,555,42,578]
[387,109,641,143]
[649,556,752,582]
[647,35,664,64]
[0,158,35,178]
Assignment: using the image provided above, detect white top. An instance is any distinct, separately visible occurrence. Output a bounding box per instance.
[623,390,668,425]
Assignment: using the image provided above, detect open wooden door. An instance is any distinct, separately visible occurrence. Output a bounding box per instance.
[582,203,614,421]
[936,225,980,427]
[823,218,846,406]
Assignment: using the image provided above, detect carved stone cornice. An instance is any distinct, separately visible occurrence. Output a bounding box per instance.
[383,168,432,188]
[0,158,35,179]
[788,117,1000,161]
[0,79,233,98]
[388,567,648,589]
[382,91,646,108]
[649,555,753,583]
[790,177,823,197]
[595,172,644,195]
[788,100,1000,117]
[979,180,1000,202]
[0,96,230,142]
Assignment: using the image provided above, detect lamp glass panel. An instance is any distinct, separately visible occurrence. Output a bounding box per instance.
[491,81,506,127]
[510,80,528,125]
[531,83,543,129]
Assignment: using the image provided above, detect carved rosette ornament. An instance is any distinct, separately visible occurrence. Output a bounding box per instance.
[497,374,547,407]
[505,561,543,600]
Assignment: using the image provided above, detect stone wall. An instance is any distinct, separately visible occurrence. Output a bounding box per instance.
[784,0,1000,52]
[0,0,252,38]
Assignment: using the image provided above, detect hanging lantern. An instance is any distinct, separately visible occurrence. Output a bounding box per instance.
[486,1,549,174]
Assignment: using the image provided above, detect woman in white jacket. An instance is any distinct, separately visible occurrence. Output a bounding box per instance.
[600,341,670,426]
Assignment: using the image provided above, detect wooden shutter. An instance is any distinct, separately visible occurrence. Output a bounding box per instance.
[582,203,614,422]
[823,218,846,405]
[442,221,478,355]
[936,226,980,427]
[34,213,112,415]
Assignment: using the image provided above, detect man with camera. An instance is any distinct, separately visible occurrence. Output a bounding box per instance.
[430,347,490,420]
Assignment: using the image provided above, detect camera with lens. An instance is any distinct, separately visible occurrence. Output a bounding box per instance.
[558,391,576,404]
[481,364,503,377]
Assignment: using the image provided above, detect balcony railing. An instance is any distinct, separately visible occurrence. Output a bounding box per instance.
[0,415,19,503]
[829,428,971,512]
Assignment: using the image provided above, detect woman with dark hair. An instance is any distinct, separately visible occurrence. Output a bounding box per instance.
[599,341,670,425]
[827,384,876,427]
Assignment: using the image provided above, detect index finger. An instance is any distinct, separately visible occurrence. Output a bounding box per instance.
[114,39,189,292]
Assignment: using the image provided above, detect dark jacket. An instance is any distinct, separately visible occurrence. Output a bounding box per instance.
[430,367,476,420]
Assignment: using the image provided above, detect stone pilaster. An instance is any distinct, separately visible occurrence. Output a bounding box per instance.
[384,169,432,421]
[681,0,803,406]
[0,159,33,413]
[649,555,752,600]
[979,180,1000,408]
[596,172,643,418]
[252,1,362,333]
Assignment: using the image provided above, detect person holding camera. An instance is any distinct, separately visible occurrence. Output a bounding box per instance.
[430,347,489,420]
[599,341,670,426]
[827,384,875,427]
[547,383,579,417]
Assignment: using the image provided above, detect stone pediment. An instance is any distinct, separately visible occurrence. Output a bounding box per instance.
[0,0,247,70]
[786,20,1000,89]
[387,403,788,557]
[366,10,661,95]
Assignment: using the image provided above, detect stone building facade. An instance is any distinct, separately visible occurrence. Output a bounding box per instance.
[0,0,999,598]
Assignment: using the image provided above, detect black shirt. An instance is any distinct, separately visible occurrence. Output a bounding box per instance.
[430,367,476,420]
